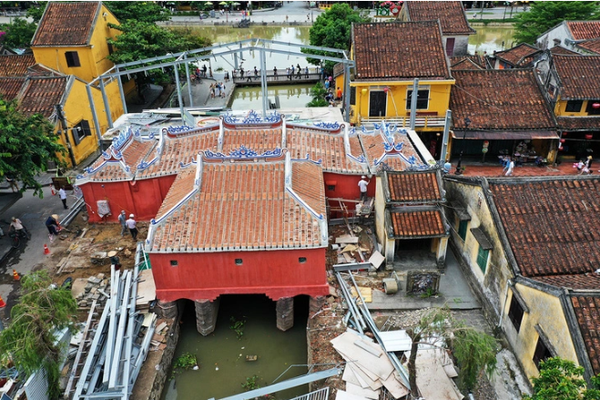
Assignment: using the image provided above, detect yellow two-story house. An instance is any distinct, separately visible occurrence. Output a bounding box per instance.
[30,2,126,152]
[349,21,454,160]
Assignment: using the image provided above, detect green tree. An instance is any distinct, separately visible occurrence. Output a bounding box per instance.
[0,17,37,50]
[524,358,600,400]
[406,308,498,395]
[104,1,170,23]
[514,2,600,44]
[303,3,369,74]
[0,271,78,399]
[0,97,65,197]
[26,2,47,23]
[307,82,329,107]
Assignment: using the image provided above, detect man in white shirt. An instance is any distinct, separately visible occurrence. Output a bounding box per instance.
[59,187,68,209]
[126,214,138,241]
[358,176,370,201]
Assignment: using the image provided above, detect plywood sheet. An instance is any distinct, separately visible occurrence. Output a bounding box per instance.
[381,372,410,399]
[331,332,394,380]
[136,269,157,307]
[350,287,372,303]
[368,250,385,269]
[346,382,379,399]
[415,349,463,400]
[348,363,382,391]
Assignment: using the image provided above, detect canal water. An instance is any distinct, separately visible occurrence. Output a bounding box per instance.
[161,295,309,400]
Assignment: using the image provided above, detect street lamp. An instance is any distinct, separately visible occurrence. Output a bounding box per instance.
[455,116,471,175]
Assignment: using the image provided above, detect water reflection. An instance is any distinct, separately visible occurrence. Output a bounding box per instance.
[468,24,516,54]
[231,84,314,110]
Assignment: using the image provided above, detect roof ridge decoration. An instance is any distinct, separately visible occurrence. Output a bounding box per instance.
[165,121,220,138]
[79,126,141,179]
[223,110,282,125]
[203,145,283,163]
[370,122,424,170]
[146,156,202,249]
[137,127,165,172]
[284,153,328,246]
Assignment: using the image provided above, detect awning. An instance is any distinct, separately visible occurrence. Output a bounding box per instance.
[470,227,493,250]
[452,130,559,140]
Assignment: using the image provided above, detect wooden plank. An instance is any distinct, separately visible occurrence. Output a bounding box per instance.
[415,349,463,400]
[348,363,383,391]
[331,332,394,381]
[345,382,379,400]
[336,235,359,244]
[350,287,372,303]
[381,372,410,399]
[368,251,385,270]
[342,366,363,388]
[335,389,369,400]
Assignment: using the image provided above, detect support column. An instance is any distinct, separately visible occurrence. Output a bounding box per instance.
[309,296,325,318]
[436,237,449,270]
[276,297,294,331]
[195,298,220,336]
[155,299,179,319]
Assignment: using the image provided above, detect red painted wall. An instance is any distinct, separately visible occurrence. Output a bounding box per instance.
[324,172,375,218]
[80,175,176,223]
[149,248,329,302]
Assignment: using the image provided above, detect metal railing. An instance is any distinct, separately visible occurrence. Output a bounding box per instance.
[360,115,446,129]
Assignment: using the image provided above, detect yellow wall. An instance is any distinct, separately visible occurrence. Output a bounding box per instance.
[350,80,454,131]
[555,97,599,117]
[503,283,579,380]
[32,4,120,82]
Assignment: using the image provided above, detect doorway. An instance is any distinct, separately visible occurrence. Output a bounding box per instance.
[369,91,387,117]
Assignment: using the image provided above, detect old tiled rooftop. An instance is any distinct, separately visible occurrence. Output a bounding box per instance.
[150,160,325,252]
[18,76,68,118]
[386,170,442,203]
[359,130,425,171]
[567,21,600,41]
[489,178,600,277]
[353,21,450,80]
[553,55,600,99]
[570,295,600,375]
[389,209,446,239]
[534,274,600,290]
[404,1,475,35]
[32,2,99,47]
[0,77,26,101]
[493,43,540,67]
[577,38,600,55]
[450,55,486,70]
[88,138,156,182]
[450,69,556,132]
[557,116,600,131]
[550,45,580,56]
[0,55,35,77]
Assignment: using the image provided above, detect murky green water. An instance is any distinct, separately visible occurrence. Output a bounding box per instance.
[231,84,314,110]
[468,24,516,55]
[161,295,309,400]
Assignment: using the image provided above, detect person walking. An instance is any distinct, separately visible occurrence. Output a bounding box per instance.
[273,66,278,80]
[336,87,342,101]
[286,67,291,80]
[118,210,127,237]
[59,186,68,209]
[9,217,29,239]
[126,214,138,241]
[296,67,301,79]
[305,66,309,78]
[254,66,259,80]
[45,214,60,242]
[358,176,370,201]
[505,159,515,176]
[5,176,18,192]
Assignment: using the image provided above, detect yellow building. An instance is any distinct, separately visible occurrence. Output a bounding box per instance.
[349,21,454,159]
[30,1,124,130]
[445,175,600,384]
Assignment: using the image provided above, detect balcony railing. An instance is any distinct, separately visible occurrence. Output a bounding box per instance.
[359,115,446,129]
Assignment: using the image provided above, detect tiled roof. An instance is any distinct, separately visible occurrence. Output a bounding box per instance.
[17,76,68,118]
[566,21,600,41]
[0,55,35,77]
[489,178,600,277]
[389,209,446,239]
[534,274,600,290]
[86,137,156,182]
[0,77,26,101]
[359,129,425,171]
[450,55,487,70]
[404,1,475,35]
[150,160,326,252]
[353,21,450,80]
[553,55,600,100]
[450,69,556,131]
[31,2,99,46]
[286,126,363,173]
[577,38,600,55]
[550,45,580,56]
[493,43,540,67]
[570,295,600,375]
[222,128,282,154]
[386,170,442,203]
[557,116,600,131]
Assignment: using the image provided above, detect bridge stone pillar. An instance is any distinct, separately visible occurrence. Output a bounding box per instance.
[276,297,294,331]
[195,297,220,336]
[309,296,325,318]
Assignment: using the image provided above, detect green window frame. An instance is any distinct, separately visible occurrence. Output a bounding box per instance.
[476,246,489,272]
[458,220,468,240]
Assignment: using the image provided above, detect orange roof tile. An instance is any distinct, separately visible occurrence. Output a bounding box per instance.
[577,38,600,55]
[0,77,26,101]
[0,55,35,77]
[18,76,68,118]
[353,21,450,80]
[489,178,600,277]
[534,274,600,290]
[359,128,426,171]
[450,69,556,132]
[32,2,99,47]
[150,160,326,252]
[558,116,600,131]
[386,170,442,203]
[450,55,487,70]
[404,1,475,35]
[388,209,446,238]
[493,43,540,67]
[570,295,600,375]
[553,55,600,99]
[567,21,600,41]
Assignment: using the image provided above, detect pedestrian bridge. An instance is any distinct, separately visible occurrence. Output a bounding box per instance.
[232,72,323,86]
